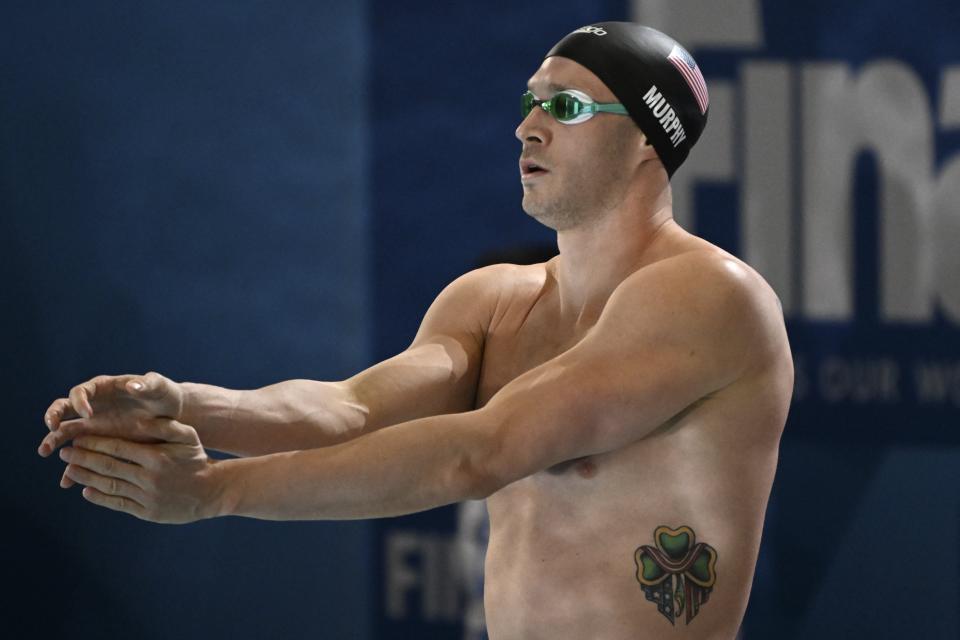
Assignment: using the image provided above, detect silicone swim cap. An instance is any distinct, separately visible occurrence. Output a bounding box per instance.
[545,22,709,178]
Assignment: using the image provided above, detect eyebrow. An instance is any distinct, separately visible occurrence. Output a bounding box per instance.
[526,81,574,94]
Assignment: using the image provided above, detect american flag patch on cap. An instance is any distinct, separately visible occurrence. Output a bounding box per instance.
[667,44,708,115]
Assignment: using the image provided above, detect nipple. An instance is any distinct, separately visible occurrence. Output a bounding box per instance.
[576,458,597,479]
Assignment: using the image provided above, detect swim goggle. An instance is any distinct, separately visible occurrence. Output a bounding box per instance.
[521,89,629,125]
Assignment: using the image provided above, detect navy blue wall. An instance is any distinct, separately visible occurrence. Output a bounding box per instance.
[4,2,371,638]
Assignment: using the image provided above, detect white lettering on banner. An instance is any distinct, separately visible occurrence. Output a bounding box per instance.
[742,62,794,314]
[932,67,960,324]
[913,361,960,406]
[818,357,901,404]
[385,530,461,622]
[632,0,762,48]
[801,62,934,322]
[789,356,960,410]
[634,2,960,327]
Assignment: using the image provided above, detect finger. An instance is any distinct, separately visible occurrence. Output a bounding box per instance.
[80,487,147,520]
[45,375,134,434]
[137,418,199,445]
[68,378,101,419]
[60,446,146,487]
[71,436,158,468]
[38,419,94,457]
[39,416,187,457]
[44,398,80,431]
[70,374,142,418]
[60,468,76,489]
[64,464,147,507]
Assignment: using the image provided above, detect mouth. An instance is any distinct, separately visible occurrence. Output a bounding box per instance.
[520,159,550,179]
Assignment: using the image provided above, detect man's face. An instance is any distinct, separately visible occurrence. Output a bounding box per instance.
[516,56,646,231]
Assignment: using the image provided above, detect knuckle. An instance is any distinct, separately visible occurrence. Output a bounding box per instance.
[109,478,119,495]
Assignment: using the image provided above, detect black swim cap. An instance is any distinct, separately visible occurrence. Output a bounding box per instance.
[545,22,709,178]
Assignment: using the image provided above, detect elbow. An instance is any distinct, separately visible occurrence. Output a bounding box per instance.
[463,463,503,501]
[458,420,511,501]
[332,381,371,436]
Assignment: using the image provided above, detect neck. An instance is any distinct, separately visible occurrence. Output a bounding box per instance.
[551,179,676,324]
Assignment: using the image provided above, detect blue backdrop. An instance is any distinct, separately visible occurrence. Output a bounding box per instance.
[4,1,958,639]
[4,2,371,638]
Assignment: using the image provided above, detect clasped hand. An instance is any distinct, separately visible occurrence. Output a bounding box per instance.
[38,373,221,524]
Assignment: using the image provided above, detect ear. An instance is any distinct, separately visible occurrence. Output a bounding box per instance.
[637,132,658,161]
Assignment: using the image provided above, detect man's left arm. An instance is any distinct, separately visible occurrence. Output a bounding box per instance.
[59,254,783,523]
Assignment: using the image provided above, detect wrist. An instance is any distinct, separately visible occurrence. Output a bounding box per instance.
[203,458,239,519]
[177,382,198,424]
[177,382,243,427]
[173,381,189,422]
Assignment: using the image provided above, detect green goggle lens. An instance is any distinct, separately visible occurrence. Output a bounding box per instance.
[521,91,583,121]
[520,90,628,125]
[521,91,537,117]
[555,93,582,119]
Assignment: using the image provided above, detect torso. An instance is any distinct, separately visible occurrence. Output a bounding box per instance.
[473,243,792,639]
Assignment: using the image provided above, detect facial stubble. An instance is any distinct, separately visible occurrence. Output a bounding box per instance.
[522,125,639,232]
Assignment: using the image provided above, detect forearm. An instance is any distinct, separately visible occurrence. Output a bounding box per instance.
[179,380,367,457]
[211,410,496,521]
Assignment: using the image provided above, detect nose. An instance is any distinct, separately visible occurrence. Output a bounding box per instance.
[515,107,550,146]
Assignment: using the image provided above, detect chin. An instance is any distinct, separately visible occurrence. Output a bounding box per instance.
[522,203,577,232]
[527,213,562,231]
[522,197,552,226]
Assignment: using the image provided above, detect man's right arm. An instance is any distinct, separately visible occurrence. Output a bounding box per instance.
[41,265,504,458]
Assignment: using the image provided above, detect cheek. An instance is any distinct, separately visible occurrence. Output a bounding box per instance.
[563,142,622,184]
[549,125,637,186]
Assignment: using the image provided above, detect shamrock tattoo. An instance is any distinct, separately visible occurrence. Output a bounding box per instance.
[634,525,718,625]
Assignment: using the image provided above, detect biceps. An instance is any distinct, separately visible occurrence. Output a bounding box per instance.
[480,347,717,485]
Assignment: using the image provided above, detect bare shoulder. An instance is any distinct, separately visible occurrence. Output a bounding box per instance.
[447,260,548,294]
[413,261,548,345]
[604,246,791,377]
[449,258,555,313]
[444,261,547,312]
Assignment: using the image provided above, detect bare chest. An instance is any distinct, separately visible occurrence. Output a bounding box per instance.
[473,293,610,480]
[475,293,587,410]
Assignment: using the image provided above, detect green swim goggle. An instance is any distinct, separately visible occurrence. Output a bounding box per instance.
[521,89,629,125]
